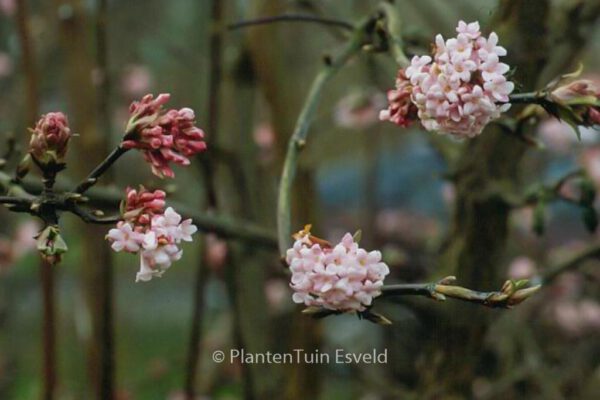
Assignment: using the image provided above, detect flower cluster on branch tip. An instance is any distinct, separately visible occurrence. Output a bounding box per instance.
[123,93,207,178]
[286,225,390,312]
[380,21,514,138]
[106,186,197,282]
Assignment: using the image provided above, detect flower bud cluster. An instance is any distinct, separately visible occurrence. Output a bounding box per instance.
[123,94,207,178]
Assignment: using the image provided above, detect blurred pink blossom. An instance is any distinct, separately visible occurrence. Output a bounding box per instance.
[0,0,15,17]
[376,209,439,244]
[441,182,456,205]
[507,256,537,280]
[265,279,290,313]
[537,119,577,154]
[0,52,13,78]
[0,220,40,272]
[121,65,153,97]
[511,206,534,233]
[580,146,600,187]
[206,233,227,272]
[253,122,276,150]
[552,299,600,337]
[14,220,39,257]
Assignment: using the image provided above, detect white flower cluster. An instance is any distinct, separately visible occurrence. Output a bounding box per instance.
[107,207,197,282]
[286,229,390,312]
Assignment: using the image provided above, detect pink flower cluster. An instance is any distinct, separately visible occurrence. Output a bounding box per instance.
[380,21,514,138]
[106,186,197,282]
[286,227,390,312]
[123,93,207,178]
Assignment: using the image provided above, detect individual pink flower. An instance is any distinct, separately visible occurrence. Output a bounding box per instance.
[286,225,390,312]
[380,21,514,138]
[456,21,481,39]
[122,94,207,178]
[106,187,197,282]
[106,222,144,252]
[28,112,72,165]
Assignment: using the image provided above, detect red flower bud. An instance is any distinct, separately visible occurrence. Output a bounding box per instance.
[121,186,166,225]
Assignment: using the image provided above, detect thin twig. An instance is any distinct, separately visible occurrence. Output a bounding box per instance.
[228,14,354,32]
[69,204,120,224]
[379,277,540,309]
[276,16,373,255]
[508,91,546,105]
[0,169,279,248]
[73,146,128,194]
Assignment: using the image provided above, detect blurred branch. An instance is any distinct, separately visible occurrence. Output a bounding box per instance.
[0,195,33,206]
[276,16,374,255]
[228,14,354,32]
[541,242,600,284]
[186,0,225,398]
[15,0,40,124]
